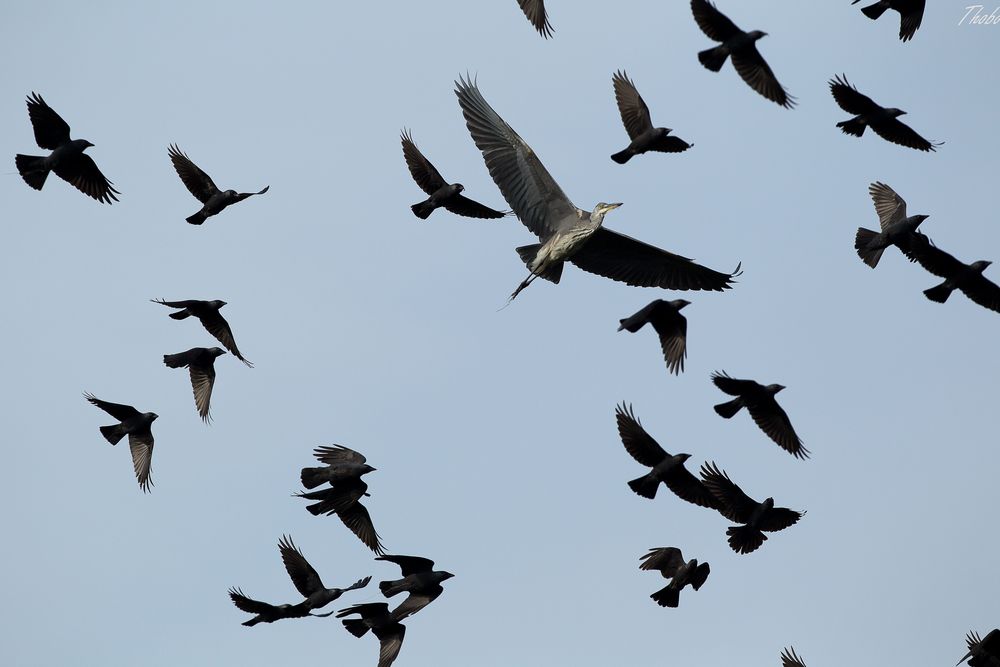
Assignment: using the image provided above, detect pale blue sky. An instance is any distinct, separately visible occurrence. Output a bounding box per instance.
[2,1,998,665]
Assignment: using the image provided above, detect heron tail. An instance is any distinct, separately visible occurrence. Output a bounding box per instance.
[515,245,563,284]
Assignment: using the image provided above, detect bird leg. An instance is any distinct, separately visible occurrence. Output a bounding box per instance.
[499,273,538,310]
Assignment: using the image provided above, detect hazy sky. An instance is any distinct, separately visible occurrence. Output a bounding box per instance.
[2,2,998,665]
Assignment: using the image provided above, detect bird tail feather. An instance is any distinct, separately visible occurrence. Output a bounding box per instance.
[342,619,370,637]
[714,399,742,419]
[162,352,187,368]
[379,578,407,598]
[698,46,729,72]
[837,118,866,137]
[515,245,563,284]
[241,617,262,627]
[186,211,206,225]
[610,149,633,164]
[860,1,889,20]
[924,282,953,303]
[628,474,660,500]
[99,424,127,446]
[168,310,191,320]
[299,467,328,490]
[15,154,49,190]
[854,227,886,268]
[651,585,680,608]
[727,525,766,554]
[411,200,434,219]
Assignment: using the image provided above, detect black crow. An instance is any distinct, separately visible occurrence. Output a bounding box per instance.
[84,393,157,492]
[16,92,120,203]
[855,182,928,268]
[377,555,454,621]
[151,299,253,367]
[295,479,386,555]
[279,535,371,611]
[168,144,268,225]
[618,299,690,375]
[852,0,925,42]
[639,547,710,608]
[337,603,406,667]
[711,371,809,459]
[227,588,325,626]
[163,347,225,422]
[830,75,941,152]
[610,71,692,164]
[905,235,1000,313]
[301,445,376,490]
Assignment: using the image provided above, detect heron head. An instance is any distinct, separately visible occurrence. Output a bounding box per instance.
[595,202,622,215]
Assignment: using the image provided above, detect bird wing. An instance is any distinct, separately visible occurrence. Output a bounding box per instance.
[151,298,200,309]
[455,75,579,240]
[84,393,141,421]
[710,370,759,397]
[228,588,279,615]
[189,363,216,423]
[127,430,154,493]
[25,92,71,149]
[517,0,552,38]
[759,507,804,532]
[400,130,448,195]
[200,311,253,367]
[691,0,742,42]
[870,116,938,152]
[390,589,441,621]
[699,462,758,523]
[664,466,722,510]
[612,71,654,140]
[442,194,509,219]
[639,547,685,576]
[167,144,220,203]
[899,0,925,42]
[279,535,325,597]
[615,403,668,467]
[829,75,878,115]
[52,153,120,204]
[648,305,687,375]
[374,623,406,667]
[691,562,710,590]
[958,275,1000,314]
[903,234,967,279]
[868,181,907,231]
[313,445,367,465]
[747,400,810,459]
[376,555,435,576]
[731,45,795,109]
[570,228,738,291]
[339,501,386,555]
[781,647,808,667]
[231,185,269,202]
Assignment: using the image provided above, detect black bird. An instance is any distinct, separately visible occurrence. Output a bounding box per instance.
[610,71,692,164]
[377,554,454,621]
[337,603,406,667]
[618,299,690,375]
[711,371,809,459]
[163,347,225,422]
[168,144,268,225]
[151,299,253,367]
[852,0,925,42]
[855,181,928,268]
[279,535,371,611]
[700,462,804,554]
[301,445,376,490]
[15,92,120,204]
[692,0,795,108]
[228,588,326,626]
[517,0,552,38]
[830,75,941,152]
[455,75,740,303]
[296,479,386,555]
[639,547,710,608]
[782,647,808,667]
[615,404,720,508]
[84,393,157,493]
[957,629,1000,667]
[400,130,508,220]
[904,235,1000,313]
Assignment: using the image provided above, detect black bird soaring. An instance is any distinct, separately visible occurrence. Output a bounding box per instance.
[301,444,376,490]
[829,75,941,152]
[377,554,454,621]
[711,371,809,459]
[279,535,371,611]
[400,130,508,220]
[610,71,692,164]
[228,588,327,627]
[163,347,225,422]
[618,299,690,375]
[455,75,739,302]
[296,478,386,555]
[337,603,406,667]
[957,629,1000,667]
[16,92,120,204]
[700,462,804,554]
[168,144,268,225]
[84,393,157,493]
[517,0,552,38]
[905,235,1000,313]
[855,181,928,268]
[782,647,808,667]
[151,299,253,367]
[639,547,710,608]
[691,0,795,108]
[852,0,925,42]
[615,404,720,508]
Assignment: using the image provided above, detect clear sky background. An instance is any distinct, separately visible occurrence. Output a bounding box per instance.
[1,1,998,665]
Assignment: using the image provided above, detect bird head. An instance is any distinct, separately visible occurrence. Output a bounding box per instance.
[748,30,767,41]
[149,413,160,422]
[84,140,95,148]
[209,347,226,358]
[670,299,691,311]
[211,300,228,308]
[912,214,930,227]
[454,183,465,193]
[889,108,906,117]
[763,497,775,509]
[591,202,622,225]
[225,189,238,197]
[678,453,693,462]
[361,464,377,475]
[972,260,993,271]
[766,384,786,394]
[437,571,456,582]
